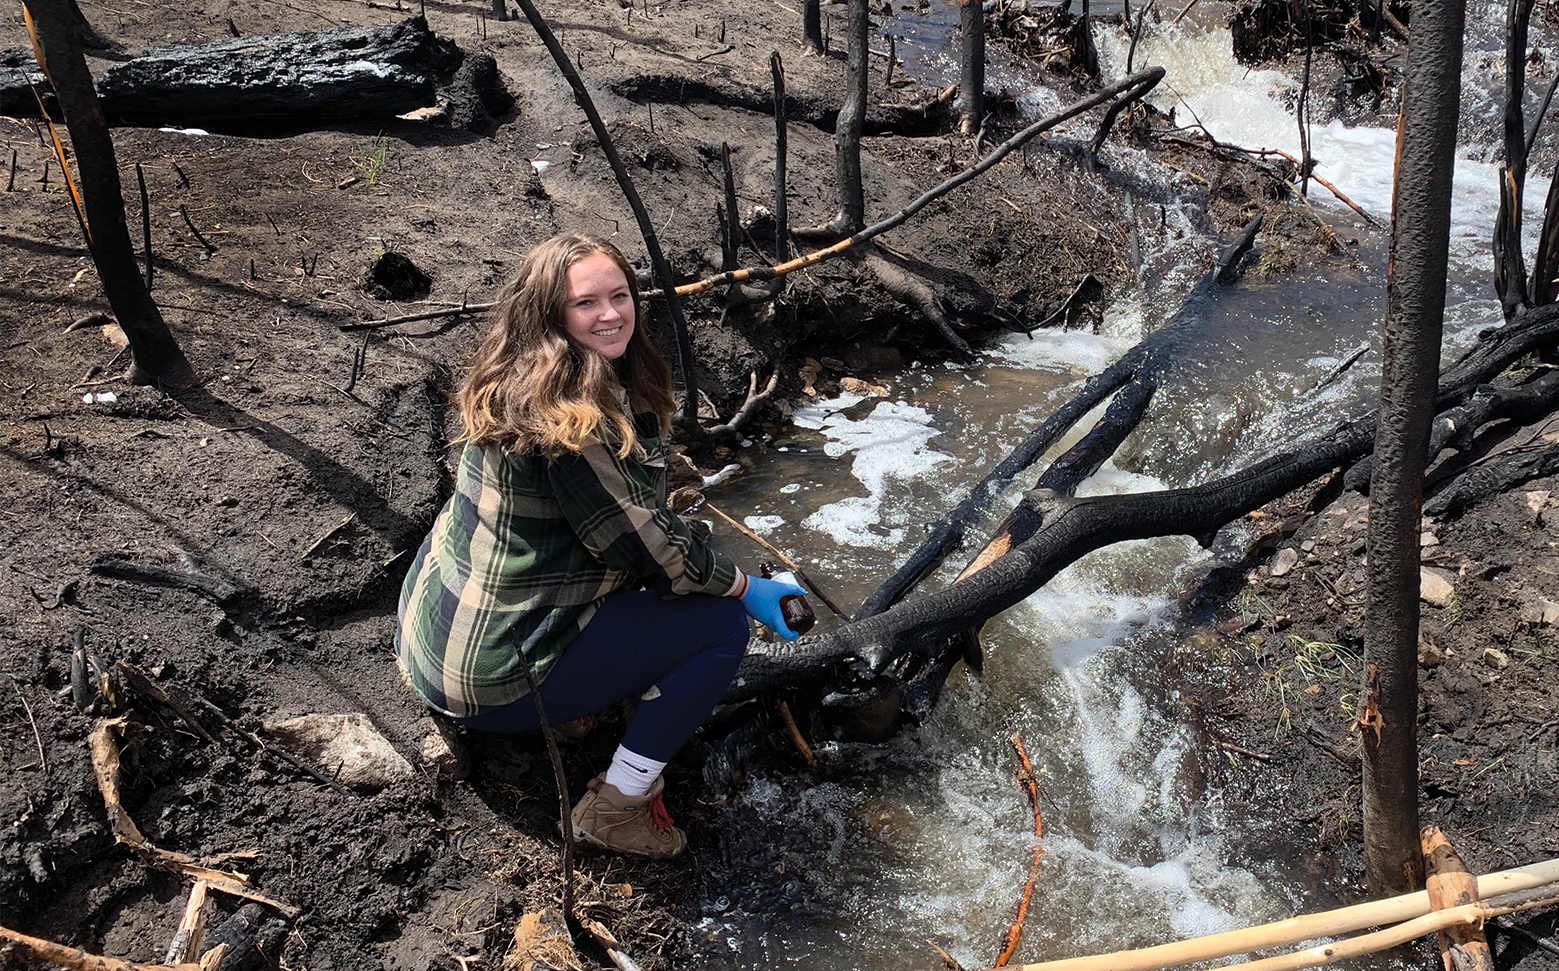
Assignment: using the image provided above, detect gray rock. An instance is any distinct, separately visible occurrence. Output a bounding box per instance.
[264,712,412,791]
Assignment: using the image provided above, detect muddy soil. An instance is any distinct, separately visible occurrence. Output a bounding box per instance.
[1,1,1552,969]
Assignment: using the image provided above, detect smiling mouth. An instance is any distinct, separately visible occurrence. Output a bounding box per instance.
[592,326,623,337]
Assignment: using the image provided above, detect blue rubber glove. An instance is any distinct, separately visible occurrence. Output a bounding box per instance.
[740,574,807,640]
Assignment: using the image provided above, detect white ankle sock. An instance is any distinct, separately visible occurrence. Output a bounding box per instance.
[604,745,666,797]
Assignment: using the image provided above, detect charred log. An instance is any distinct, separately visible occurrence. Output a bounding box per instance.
[10,18,502,134]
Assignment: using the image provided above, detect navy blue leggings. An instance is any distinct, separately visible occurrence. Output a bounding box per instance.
[455,590,750,762]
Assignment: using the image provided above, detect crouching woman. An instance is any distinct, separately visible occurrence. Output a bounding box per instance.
[395,234,803,859]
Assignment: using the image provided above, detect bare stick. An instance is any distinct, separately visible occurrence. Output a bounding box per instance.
[994,733,1045,967]
[177,205,214,252]
[1183,886,1559,971]
[136,163,152,289]
[1423,827,1494,971]
[703,502,847,617]
[6,148,16,191]
[8,675,47,768]
[1002,861,1559,971]
[774,697,820,770]
[720,142,740,273]
[115,661,220,745]
[701,369,780,443]
[0,924,204,971]
[341,300,490,331]
[657,68,1165,299]
[91,558,248,606]
[513,0,703,427]
[520,655,574,922]
[300,512,357,559]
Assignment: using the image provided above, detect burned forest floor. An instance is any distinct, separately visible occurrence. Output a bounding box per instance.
[1,0,1556,969]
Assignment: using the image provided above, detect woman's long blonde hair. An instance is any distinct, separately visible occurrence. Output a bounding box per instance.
[455,235,674,458]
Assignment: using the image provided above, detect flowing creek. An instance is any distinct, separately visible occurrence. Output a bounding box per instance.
[689,4,1544,967]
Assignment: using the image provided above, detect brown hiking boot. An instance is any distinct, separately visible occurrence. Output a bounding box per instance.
[567,774,687,860]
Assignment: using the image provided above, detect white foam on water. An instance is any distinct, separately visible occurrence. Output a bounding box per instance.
[797,398,955,548]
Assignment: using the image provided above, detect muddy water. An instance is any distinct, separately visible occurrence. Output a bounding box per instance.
[691,5,1534,968]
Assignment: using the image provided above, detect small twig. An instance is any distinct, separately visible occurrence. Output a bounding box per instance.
[1214,738,1275,761]
[994,733,1045,967]
[774,698,819,770]
[340,302,492,332]
[172,161,190,188]
[702,503,847,617]
[520,654,574,923]
[177,205,214,252]
[136,163,153,289]
[163,880,208,965]
[8,675,47,768]
[115,661,220,745]
[7,148,17,192]
[696,43,734,60]
[300,512,358,559]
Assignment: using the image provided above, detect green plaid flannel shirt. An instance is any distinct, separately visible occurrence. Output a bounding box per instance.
[396,412,742,718]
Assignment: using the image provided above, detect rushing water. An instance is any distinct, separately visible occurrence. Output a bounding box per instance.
[690,4,1544,968]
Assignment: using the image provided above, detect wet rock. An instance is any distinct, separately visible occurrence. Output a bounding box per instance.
[264,712,413,791]
[1419,568,1456,608]
[1270,547,1301,577]
[362,251,433,301]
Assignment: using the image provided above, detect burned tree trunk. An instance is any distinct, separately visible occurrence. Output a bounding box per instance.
[1361,0,1464,899]
[802,0,824,54]
[22,0,196,388]
[831,0,868,234]
[959,0,985,135]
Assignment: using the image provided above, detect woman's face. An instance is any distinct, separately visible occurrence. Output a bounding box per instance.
[562,251,635,361]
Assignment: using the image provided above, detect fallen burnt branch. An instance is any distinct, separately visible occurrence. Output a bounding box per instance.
[727,302,1559,699]
[856,213,1262,621]
[90,557,249,606]
[1425,439,1559,518]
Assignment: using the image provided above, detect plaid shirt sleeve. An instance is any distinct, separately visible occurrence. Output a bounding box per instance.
[546,435,743,598]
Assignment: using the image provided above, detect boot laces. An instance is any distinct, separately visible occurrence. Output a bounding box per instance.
[647,792,675,831]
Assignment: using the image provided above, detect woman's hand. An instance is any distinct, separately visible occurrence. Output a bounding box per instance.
[739,574,807,640]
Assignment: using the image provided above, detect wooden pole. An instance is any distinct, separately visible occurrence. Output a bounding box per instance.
[997,859,1559,971]
[1178,884,1559,971]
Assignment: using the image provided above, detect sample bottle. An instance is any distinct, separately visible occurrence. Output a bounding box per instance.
[760,562,817,635]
